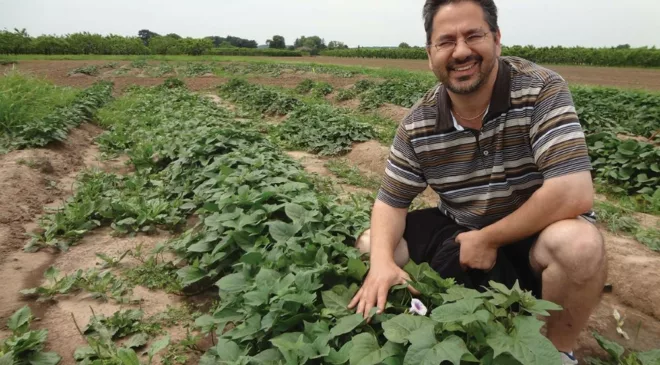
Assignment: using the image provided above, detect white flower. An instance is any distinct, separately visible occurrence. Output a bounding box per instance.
[409,298,428,316]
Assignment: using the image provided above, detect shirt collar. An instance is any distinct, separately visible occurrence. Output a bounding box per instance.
[435,57,511,132]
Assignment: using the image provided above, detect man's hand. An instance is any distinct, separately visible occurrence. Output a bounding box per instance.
[456,230,498,271]
[348,260,418,319]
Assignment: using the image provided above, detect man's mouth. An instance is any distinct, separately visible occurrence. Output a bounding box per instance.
[451,62,478,72]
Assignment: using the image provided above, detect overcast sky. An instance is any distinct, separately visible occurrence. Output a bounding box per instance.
[1,0,658,48]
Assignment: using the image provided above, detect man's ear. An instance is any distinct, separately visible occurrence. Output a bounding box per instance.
[494,29,502,56]
[426,45,434,71]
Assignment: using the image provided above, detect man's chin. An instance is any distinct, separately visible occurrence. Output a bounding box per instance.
[447,79,482,94]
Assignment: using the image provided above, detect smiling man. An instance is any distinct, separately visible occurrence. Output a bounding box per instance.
[347,0,607,363]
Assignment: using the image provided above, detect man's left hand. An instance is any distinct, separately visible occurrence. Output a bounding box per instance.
[456,230,498,271]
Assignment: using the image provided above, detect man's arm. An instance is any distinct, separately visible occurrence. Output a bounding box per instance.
[349,117,427,318]
[481,171,593,249]
[458,75,594,269]
[369,200,409,262]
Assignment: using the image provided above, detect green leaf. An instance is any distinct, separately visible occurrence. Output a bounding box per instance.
[116,348,140,365]
[250,349,283,364]
[8,305,32,332]
[148,335,170,358]
[27,351,61,365]
[487,316,561,365]
[211,339,242,361]
[229,314,262,340]
[216,273,248,293]
[326,341,354,365]
[186,241,212,253]
[637,349,660,365]
[430,298,484,324]
[347,258,368,280]
[523,299,563,316]
[322,285,357,315]
[44,266,59,281]
[329,313,365,338]
[593,332,624,360]
[271,332,305,364]
[285,203,315,223]
[176,266,206,286]
[441,286,487,302]
[0,352,14,365]
[240,251,263,265]
[268,221,302,242]
[124,332,148,348]
[404,328,471,365]
[349,334,403,365]
[381,314,436,344]
[73,346,95,361]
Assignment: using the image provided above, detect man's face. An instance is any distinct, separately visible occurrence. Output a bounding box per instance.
[426,1,502,95]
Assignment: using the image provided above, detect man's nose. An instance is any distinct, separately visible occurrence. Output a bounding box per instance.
[451,40,472,62]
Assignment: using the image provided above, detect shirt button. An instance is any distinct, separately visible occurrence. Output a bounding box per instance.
[483,150,489,156]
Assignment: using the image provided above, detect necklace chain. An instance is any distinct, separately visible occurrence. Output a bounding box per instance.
[453,106,488,121]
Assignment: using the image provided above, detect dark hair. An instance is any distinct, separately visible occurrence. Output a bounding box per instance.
[423,0,499,45]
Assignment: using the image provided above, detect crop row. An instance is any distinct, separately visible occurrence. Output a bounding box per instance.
[0,74,113,152]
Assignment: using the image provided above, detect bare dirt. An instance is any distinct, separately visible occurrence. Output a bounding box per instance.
[0,121,194,363]
[264,56,660,91]
[0,124,106,261]
[1,60,227,95]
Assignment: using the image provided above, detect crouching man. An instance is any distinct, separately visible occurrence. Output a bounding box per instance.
[347,1,607,363]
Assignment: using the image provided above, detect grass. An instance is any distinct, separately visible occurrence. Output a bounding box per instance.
[326,159,381,190]
[595,200,660,251]
[0,72,78,149]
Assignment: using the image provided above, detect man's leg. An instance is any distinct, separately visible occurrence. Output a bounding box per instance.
[530,218,607,353]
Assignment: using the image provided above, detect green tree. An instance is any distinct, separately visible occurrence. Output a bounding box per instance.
[138,29,160,46]
[328,41,348,50]
[399,42,411,48]
[267,35,286,49]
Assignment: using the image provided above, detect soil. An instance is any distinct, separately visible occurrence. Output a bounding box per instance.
[0,121,193,364]
[0,124,109,261]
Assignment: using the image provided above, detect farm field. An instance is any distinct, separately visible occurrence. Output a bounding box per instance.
[0,58,659,365]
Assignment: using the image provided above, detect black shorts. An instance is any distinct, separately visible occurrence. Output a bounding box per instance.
[403,208,542,298]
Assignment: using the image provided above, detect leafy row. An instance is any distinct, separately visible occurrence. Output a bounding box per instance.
[219,78,375,155]
[219,62,358,78]
[0,74,113,152]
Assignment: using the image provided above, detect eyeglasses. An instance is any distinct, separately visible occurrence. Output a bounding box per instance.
[430,32,490,52]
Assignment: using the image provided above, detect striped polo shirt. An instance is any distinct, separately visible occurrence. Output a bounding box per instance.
[377,56,595,229]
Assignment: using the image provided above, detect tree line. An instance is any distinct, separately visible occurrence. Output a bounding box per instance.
[321,44,660,68]
[0,28,349,56]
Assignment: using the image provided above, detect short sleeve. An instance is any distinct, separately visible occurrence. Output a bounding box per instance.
[376,121,428,208]
[529,77,592,179]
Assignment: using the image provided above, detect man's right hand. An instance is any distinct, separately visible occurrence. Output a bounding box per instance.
[347,259,419,319]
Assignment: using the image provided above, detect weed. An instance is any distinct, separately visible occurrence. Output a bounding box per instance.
[0,306,60,365]
[326,159,381,189]
[69,65,99,76]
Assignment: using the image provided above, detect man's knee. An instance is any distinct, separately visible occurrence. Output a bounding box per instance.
[532,219,606,283]
[355,229,371,254]
[354,228,410,267]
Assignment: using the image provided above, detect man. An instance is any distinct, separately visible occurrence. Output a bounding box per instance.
[347,0,607,363]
